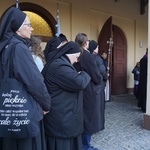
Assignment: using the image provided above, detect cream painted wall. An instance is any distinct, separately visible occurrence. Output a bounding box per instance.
[58,1,71,40]
[0,0,148,90]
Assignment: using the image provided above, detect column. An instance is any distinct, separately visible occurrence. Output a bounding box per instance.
[143,1,150,130]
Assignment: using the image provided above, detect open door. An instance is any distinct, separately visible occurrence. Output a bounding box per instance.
[111,25,127,94]
[98,17,113,99]
[98,17,127,95]
[98,17,112,56]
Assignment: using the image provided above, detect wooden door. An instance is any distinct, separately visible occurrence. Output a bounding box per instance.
[98,17,112,55]
[111,25,127,94]
[98,17,127,95]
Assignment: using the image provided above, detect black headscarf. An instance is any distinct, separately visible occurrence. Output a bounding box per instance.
[59,33,68,42]
[89,40,98,53]
[42,41,81,76]
[44,37,61,61]
[0,7,26,53]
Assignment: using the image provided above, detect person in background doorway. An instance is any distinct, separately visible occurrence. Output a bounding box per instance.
[75,33,101,150]
[101,51,110,102]
[89,40,107,131]
[132,61,140,98]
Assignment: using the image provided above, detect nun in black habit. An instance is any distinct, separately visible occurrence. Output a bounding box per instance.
[42,38,91,150]
[89,40,107,131]
[0,7,51,150]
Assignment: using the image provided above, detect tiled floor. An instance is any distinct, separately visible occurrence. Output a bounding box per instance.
[91,94,150,150]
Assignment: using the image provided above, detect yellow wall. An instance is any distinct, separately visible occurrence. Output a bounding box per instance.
[0,0,148,90]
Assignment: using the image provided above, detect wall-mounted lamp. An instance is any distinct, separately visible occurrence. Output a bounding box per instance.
[139,41,143,48]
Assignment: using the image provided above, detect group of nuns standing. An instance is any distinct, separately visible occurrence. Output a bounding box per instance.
[0,7,106,150]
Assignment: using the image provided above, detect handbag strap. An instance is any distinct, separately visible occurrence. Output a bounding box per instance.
[2,42,19,79]
[9,46,16,78]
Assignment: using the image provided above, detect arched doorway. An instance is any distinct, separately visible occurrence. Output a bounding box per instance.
[10,2,56,42]
[0,3,57,51]
[98,17,127,95]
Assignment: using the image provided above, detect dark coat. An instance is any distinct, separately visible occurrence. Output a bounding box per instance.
[76,50,102,134]
[94,54,107,84]
[138,55,147,112]
[101,57,108,71]
[0,35,51,121]
[43,56,91,138]
[132,66,140,81]
[93,54,107,130]
[0,35,51,150]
